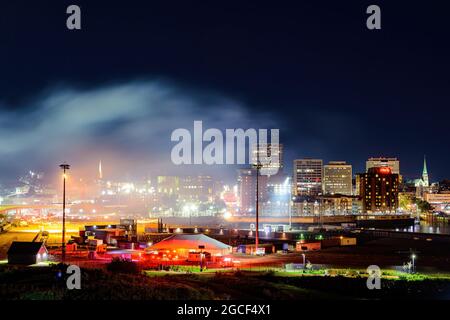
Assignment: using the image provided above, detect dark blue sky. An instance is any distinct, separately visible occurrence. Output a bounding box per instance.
[0,0,449,183]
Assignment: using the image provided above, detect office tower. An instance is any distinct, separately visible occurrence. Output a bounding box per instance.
[293,158,323,197]
[366,157,400,175]
[238,169,256,215]
[323,161,353,195]
[156,176,180,195]
[180,175,213,202]
[237,168,268,215]
[359,167,399,213]
[354,176,360,196]
[251,143,283,175]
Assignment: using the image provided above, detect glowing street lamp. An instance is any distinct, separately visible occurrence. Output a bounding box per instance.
[289,195,296,231]
[411,254,416,273]
[59,163,70,263]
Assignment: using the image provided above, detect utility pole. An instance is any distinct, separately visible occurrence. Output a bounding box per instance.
[253,155,263,255]
[59,163,70,263]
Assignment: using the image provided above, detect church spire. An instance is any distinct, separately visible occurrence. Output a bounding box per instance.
[422,155,429,187]
[423,155,428,175]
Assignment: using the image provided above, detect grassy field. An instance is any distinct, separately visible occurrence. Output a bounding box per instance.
[1,263,450,300]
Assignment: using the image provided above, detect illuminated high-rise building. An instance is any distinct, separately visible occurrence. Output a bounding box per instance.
[237,168,268,215]
[359,167,399,213]
[180,175,213,202]
[293,158,323,197]
[323,161,352,195]
[157,176,180,195]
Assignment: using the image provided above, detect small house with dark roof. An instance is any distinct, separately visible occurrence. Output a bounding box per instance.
[7,241,48,265]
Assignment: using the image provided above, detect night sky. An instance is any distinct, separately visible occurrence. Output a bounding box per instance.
[0,1,449,184]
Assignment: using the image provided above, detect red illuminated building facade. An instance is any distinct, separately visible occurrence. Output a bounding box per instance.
[359,167,399,213]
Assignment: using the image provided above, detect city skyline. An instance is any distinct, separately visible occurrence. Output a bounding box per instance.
[1,1,450,304]
[0,152,441,188]
[1,2,450,183]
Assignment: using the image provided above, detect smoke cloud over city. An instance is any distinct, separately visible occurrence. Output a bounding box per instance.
[0,80,280,185]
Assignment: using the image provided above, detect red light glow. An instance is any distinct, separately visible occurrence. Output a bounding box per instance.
[379,167,391,174]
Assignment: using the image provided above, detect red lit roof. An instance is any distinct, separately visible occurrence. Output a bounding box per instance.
[149,234,231,251]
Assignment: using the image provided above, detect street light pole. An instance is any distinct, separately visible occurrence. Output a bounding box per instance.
[289,195,295,231]
[253,160,263,255]
[59,163,70,264]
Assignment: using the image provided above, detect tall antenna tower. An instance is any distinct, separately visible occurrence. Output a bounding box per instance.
[98,160,103,180]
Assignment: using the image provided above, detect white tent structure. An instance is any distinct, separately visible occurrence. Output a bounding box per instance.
[148,233,232,257]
